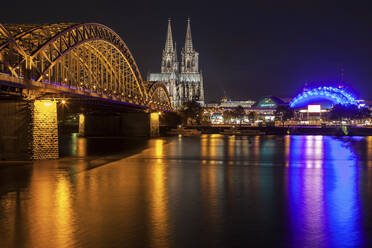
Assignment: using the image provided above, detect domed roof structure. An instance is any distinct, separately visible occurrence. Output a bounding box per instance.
[290,86,358,109]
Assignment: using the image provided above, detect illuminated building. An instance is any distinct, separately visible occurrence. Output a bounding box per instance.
[290,86,360,123]
[204,96,289,124]
[290,86,358,109]
[251,96,290,121]
[219,100,255,108]
[148,18,205,109]
[204,85,369,125]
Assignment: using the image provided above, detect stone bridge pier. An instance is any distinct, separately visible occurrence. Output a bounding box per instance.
[0,99,59,160]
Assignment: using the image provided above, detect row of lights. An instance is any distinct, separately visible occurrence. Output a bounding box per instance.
[290,86,358,108]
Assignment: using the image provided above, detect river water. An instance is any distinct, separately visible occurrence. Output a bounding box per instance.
[1,134,372,248]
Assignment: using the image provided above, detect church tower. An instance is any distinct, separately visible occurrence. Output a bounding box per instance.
[161,18,178,73]
[148,18,205,109]
[181,18,199,73]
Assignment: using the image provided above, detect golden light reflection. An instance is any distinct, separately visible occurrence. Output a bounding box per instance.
[77,137,87,157]
[242,138,249,156]
[228,135,235,159]
[253,136,260,159]
[201,165,219,230]
[155,139,164,158]
[55,177,74,248]
[209,134,223,159]
[285,135,290,162]
[28,164,75,248]
[201,134,209,159]
[150,164,169,248]
[367,136,372,167]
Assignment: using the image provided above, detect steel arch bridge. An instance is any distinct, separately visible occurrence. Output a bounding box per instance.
[0,23,171,110]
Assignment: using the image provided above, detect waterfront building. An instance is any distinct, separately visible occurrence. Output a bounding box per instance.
[251,96,289,121]
[220,100,255,108]
[289,86,364,124]
[204,95,291,124]
[148,18,205,109]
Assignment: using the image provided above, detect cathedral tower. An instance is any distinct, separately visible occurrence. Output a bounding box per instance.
[149,18,205,109]
[181,18,199,73]
[161,18,178,73]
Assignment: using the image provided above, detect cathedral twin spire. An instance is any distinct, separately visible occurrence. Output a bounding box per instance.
[184,18,194,52]
[164,18,174,53]
[161,18,199,74]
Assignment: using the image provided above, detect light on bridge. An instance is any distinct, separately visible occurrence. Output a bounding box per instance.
[43,101,53,107]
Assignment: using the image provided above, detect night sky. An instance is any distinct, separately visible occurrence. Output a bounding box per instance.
[3,0,372,101]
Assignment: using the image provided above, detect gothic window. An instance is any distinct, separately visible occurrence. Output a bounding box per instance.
[187,60,191,70]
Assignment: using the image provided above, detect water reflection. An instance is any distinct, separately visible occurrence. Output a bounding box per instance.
[150,139,169,248]
[287,136,363,247]
[367,136,372,167]
[0,135,371,247]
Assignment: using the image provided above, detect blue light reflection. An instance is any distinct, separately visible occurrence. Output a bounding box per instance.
[287,135,363,247]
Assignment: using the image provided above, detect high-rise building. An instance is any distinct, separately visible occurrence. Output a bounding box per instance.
[148,18,205,109]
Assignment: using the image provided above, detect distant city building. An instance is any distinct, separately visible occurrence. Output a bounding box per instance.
[250,96,290,121]
[205,95,255,109]
[253,96,288,109]
[220,100,255,108]
[148,18,204,109]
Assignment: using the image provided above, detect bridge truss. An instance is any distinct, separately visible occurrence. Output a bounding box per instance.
[0,23,171,110]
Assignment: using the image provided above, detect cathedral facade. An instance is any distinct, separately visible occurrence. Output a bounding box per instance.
[148,18,205,109]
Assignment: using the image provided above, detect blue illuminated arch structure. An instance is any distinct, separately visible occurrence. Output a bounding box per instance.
[290,86,358,109]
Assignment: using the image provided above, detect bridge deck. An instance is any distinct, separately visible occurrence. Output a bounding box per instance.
[0,73,171,111]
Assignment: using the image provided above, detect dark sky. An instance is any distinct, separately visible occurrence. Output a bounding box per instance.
[3,0,372,101]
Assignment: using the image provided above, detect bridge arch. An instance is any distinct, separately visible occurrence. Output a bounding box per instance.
[145,81,172,110]
[0,23,161,105]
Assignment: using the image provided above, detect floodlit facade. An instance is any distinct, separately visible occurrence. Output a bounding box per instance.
[148,19,205,109]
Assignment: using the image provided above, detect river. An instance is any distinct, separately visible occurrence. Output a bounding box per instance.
[1,134,372,247]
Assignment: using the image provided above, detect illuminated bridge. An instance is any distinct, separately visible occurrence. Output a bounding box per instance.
[0,23,172,160]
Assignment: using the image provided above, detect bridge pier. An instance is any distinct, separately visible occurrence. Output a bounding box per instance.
[0,99,59,160]
[31,100,59,159]
[78,112,159,138]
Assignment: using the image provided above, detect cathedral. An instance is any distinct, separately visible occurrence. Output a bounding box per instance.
[148,18,205,109]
